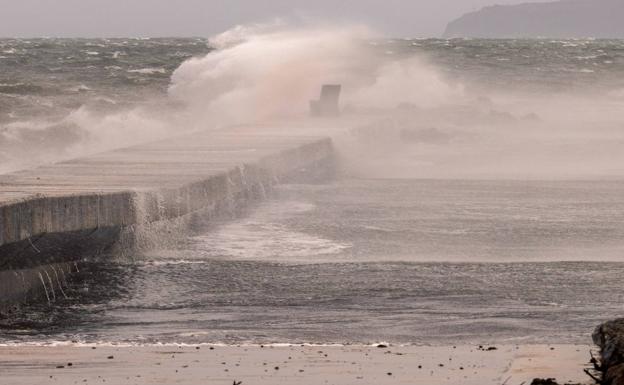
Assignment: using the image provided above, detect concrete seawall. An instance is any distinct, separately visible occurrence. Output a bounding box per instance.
[0,128,335,309]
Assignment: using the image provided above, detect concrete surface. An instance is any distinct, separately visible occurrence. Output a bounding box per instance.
[0,126,335,307]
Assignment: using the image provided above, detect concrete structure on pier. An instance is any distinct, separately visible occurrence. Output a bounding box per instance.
[0,127,335,309]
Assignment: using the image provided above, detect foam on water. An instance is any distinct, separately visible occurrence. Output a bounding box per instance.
[190,201,351,263]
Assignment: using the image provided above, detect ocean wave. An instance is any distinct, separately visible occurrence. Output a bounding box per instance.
[0,82,45,95]
[0,340,355,348]
[139,260,208,266]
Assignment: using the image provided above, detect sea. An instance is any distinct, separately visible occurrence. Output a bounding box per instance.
[2,37,624,346]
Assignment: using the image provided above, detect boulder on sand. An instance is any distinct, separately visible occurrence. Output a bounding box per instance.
[594,318,624,385]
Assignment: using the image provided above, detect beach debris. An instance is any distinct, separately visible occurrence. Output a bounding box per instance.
[530,379,583,385]
[376,343,388,348]
[477,345,498,351]
[233,382,242,385]
[530,379,559,385]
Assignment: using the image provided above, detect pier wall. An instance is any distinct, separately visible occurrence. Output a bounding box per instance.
[0,130,335,309]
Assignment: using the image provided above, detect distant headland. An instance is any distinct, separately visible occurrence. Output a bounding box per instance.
[444,0,624,38]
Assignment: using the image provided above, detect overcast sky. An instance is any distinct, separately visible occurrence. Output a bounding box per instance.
[0,0,553,38]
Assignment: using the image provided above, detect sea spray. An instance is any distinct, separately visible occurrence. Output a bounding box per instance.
[43,269,56,301]
[3,31,624,179]
[37,272,51,304]
[169,24,461,124]
[50,266,68,300]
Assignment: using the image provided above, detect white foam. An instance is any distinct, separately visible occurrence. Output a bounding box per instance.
[128,67,166,75]
[169,24,461,126]
[140,260,208,266]
[190,200,351,262]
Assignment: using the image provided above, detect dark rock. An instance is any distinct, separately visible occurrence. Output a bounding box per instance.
[605,364,624,385]
[594,319,624,370]
[593,318,624,384]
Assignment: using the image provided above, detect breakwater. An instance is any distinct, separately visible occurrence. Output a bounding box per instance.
[0,128,335,309]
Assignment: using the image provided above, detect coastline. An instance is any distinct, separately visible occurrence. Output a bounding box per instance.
[0,344,592,384]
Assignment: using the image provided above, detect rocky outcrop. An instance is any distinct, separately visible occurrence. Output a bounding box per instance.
[444,0,624,39]
[593,318,624,385]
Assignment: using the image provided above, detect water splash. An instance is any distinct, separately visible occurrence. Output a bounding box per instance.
[37,272,51,304]
[43,269,56,301]
[50,266,69,300]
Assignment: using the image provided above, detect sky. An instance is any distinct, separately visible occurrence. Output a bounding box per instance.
[0,0,554,38]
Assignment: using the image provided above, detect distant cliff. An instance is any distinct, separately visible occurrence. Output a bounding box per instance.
[444,0,624,38]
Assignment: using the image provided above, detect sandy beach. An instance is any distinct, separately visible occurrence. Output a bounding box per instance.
[0,344,591,385]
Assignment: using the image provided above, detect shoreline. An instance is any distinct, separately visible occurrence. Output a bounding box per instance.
[0,344,592,385]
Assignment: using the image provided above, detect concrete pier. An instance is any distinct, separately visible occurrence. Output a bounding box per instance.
[0,127,335,308]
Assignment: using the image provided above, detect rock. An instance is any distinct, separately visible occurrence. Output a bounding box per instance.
[593,318,624,384]
[594,319,624,369]
[606,363,624,385]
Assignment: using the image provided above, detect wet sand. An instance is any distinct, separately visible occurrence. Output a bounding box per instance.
[0,344,591,384]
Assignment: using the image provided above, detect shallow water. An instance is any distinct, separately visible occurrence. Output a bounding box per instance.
[3,179,624,346]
